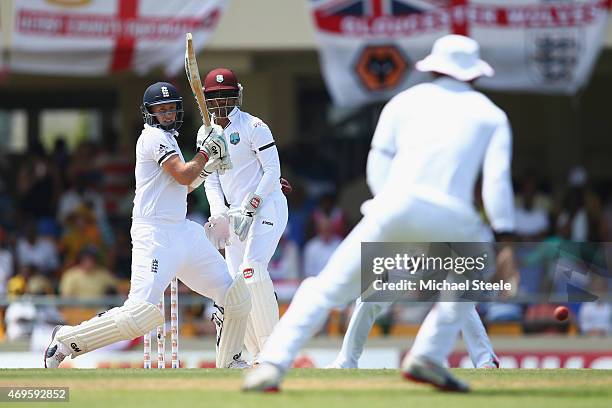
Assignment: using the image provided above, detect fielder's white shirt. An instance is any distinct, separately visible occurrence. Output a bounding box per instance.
[205,108,281,215]
[132,124,187,223]
[367,77,515,232]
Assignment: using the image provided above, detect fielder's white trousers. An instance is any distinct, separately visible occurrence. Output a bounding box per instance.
[333,299,495,368]
[258,192,488,369]
[128,218,233,307]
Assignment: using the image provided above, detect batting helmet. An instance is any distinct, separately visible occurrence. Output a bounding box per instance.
[141,82,184,131]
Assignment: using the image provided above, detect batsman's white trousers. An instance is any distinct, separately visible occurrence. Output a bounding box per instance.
[258,189,488,369]
[333,299,496,368]
[128,218,233,306]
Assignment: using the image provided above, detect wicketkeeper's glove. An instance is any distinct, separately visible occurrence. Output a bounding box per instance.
[228,193,262,242]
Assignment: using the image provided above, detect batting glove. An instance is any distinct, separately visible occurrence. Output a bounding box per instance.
[204,213,231,249]
[196,124,229,162]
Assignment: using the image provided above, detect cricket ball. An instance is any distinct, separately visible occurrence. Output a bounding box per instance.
[554,306,569,321]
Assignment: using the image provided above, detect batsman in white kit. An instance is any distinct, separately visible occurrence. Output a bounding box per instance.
[244,35,516,392]
[44,81,251,369]
[198,68,288,363]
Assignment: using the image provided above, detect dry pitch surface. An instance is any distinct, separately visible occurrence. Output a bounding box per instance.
[1,369,611,408]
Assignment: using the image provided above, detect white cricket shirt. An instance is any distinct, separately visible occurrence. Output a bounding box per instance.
[132,124,187,223]
[367,77,515,232]
[205,108,281,214]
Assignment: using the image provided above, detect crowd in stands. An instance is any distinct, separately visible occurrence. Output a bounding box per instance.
[1,138,611,344]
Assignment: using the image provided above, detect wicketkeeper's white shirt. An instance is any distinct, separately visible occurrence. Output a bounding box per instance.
[132,124,187,223]
[367,76,515,232]
[205,108,281,214]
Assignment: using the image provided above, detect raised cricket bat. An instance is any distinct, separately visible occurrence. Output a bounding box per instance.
[185,32,232,172]
[185,32,211,127]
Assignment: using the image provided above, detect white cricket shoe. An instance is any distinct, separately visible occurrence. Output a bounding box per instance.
[479,355,500,369]
[401,355,469,393]
[242,362,284,392]
[227,359,251,369]
[44,326,70,368]
[325,360,357,369]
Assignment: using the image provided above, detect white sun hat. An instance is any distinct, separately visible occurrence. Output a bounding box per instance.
[416,34,494,81]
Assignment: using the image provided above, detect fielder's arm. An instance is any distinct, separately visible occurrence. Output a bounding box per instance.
[366,102,397,196]
[482,114,515,234]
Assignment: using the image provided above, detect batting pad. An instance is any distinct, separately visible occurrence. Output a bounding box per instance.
[241,262,279,356]
[215,274,251,368]
[244,317,259,359]
[56,301,163,357]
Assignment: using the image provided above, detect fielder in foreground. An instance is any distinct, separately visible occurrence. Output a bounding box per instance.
[244,35,515,392]
[201,68,288,364]
[45,82,251,369]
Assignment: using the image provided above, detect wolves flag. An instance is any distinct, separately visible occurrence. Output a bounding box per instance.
[309,0,611,106]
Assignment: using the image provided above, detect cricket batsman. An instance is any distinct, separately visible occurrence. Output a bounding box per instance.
[45,82,251,369]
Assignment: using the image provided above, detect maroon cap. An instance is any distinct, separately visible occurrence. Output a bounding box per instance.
[203,68,239,92]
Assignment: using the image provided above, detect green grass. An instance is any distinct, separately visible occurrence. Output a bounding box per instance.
[1,369,611,408]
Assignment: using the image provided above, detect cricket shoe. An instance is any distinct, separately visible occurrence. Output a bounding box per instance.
[325,360,357,369]
[242,362,284,392]
[227,359,251,369]
[44,326,71,368]
[401,355,469,393]
[479,355,500,369]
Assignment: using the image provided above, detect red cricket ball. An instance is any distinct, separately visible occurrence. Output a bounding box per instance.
[554,306,569,321]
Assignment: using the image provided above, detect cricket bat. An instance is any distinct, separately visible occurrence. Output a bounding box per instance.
[185,32,211,127]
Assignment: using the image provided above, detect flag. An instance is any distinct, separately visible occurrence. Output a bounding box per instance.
[9,0,228,76]
[310,0,611,106]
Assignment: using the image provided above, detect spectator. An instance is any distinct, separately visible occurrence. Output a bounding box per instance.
[59,205,104,268]
[557,166,603,242]
[107,222,132,280]
[4,274,33,341]
[515,174,550,240]
[302,216,342,278]
[308,193,347,240]
[51,137,70,190]
[285,182,313,247]
[0,170,15,230]
[16,147,61,221]
[578,277,611,336]
[59,245,117,299]
[65,141,100,189]
[337,177,372,231]
[94,139,134,216]
[57,175,102,224]
[26,277,65,352]
[0,226,13,296]
[579,301,612,336]
[16,222,60,276]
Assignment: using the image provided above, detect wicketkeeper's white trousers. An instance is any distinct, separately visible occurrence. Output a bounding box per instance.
[258,192,490,369]
[224,192,288,358]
